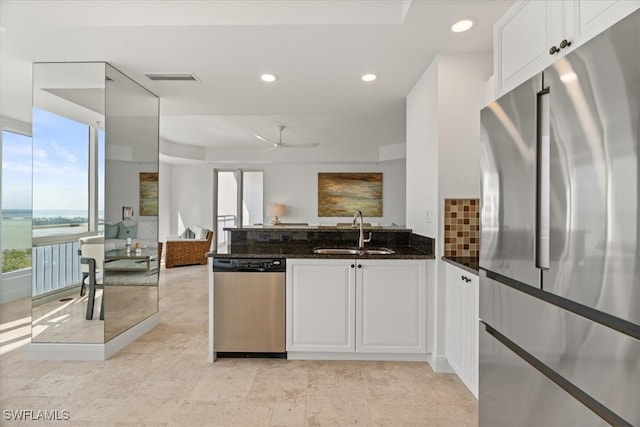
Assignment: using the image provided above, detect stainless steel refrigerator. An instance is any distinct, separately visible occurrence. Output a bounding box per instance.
[479,9,640,427]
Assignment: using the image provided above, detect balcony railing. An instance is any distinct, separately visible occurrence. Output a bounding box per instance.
[32,241,82,296]
[32,225,94,297]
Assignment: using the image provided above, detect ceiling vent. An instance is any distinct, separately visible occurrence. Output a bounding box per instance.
[145,73,198,82]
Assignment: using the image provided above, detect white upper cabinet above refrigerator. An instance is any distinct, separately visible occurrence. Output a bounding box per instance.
[494,1,574,97]
[494,0,640,97]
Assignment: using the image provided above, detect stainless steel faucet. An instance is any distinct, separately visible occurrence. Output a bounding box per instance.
[352,209,372,249]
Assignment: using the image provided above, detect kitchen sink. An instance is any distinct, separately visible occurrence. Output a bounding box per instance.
[313,248,361,255]
[361,248,395,255]
[313,247,395,255]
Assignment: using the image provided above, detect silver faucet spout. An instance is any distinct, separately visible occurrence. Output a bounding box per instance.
[352,209,372,249]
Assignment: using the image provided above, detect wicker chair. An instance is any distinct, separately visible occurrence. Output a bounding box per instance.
[164,230,213,268]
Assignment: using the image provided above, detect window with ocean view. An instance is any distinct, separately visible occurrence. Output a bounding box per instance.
[1,130,32,273]
[26,107,104,296]
[32,108,90,238]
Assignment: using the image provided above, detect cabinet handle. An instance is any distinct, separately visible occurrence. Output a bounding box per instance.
[559,39,571,49]
[351,264,355,269]
[549,45,559,55]
[357,264,362,269]
[461,275,471,283]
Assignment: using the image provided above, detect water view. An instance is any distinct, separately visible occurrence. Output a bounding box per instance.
[3,209,104,243]
[2,209,104,273]
[2,209,32,250]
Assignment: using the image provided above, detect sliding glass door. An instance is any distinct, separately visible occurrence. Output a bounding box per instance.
[213,170,263,252]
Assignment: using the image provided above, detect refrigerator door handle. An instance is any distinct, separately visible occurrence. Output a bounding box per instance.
[536,87,550,271]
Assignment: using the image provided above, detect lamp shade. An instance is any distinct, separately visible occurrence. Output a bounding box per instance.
[269,203,286,217]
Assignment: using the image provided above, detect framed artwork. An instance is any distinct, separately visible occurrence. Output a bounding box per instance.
[139,172,158,216]
[318,172,383,217]
[122,206,134,220]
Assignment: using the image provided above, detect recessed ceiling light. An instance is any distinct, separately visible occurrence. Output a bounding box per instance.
[451,18,476,33]
[361,74,377,82]
[260,74,277,82]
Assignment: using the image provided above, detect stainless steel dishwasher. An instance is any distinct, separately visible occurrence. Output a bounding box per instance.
[212,258,286,356]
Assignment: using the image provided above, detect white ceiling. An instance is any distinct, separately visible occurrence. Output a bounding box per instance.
[0,0,513,164]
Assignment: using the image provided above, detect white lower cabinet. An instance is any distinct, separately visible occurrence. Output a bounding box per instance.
[286,258,426,357]
[445,262,479,398]
[286,259,355,352]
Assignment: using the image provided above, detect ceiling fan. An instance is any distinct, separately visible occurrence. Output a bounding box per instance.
[255,125,320,150]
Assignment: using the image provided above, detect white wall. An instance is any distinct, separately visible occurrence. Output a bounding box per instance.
[169,164,215,237]
[406,59,439,238]
[159,161,172,242]
[264,160,405,225]
[405,53,492,371]
[437,53,490,230]
[105,160,158,222]
[242,171,263,226]
[164,159,406,238]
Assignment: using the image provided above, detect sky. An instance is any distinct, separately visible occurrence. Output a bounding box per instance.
[2,108,105,212]
[2,130,32,210]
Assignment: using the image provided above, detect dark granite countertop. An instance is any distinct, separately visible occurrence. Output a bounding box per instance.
[442,256,479,275]
[223,225,412,232]
[207,243,434,260]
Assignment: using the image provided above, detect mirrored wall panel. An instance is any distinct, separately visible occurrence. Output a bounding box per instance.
[32,62,106,343]
[103,64,159,341]
[31,62,159,345]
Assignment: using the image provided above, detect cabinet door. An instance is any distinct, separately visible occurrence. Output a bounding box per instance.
[356,260,426,353]
[445,264,464,375]
[466,273,479,398]
[286,259,355,352]
[576,0,640,46]
[495,0,570,95]
[446,263,479,398]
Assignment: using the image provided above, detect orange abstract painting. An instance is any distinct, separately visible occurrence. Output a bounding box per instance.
[318,173,383,217]
[139,172,158,216]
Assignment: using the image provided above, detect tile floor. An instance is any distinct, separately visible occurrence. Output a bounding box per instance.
[0,264,477,426]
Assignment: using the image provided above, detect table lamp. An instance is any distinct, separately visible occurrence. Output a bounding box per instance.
[269,203,286,225]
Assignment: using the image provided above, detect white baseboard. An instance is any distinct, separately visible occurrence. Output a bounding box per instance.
[28,342,106,361]
[28,312,160,361]
[428,354,454,373]
[286,352,429,362]
[105,312,160,358]
[0,270,31,304]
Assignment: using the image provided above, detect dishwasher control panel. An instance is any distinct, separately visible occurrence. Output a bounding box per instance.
[212,258,286,272]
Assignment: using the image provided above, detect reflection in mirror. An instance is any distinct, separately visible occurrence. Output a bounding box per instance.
[31,62,159,346]
[31,62,106,343]
[103,64,159,342]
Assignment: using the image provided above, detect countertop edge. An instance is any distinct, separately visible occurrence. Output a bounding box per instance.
[206,246,435,260]
[441,256,479,275]
[223,226,412,232]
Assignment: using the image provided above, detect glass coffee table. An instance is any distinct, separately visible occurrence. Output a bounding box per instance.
[104,247,160,276]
